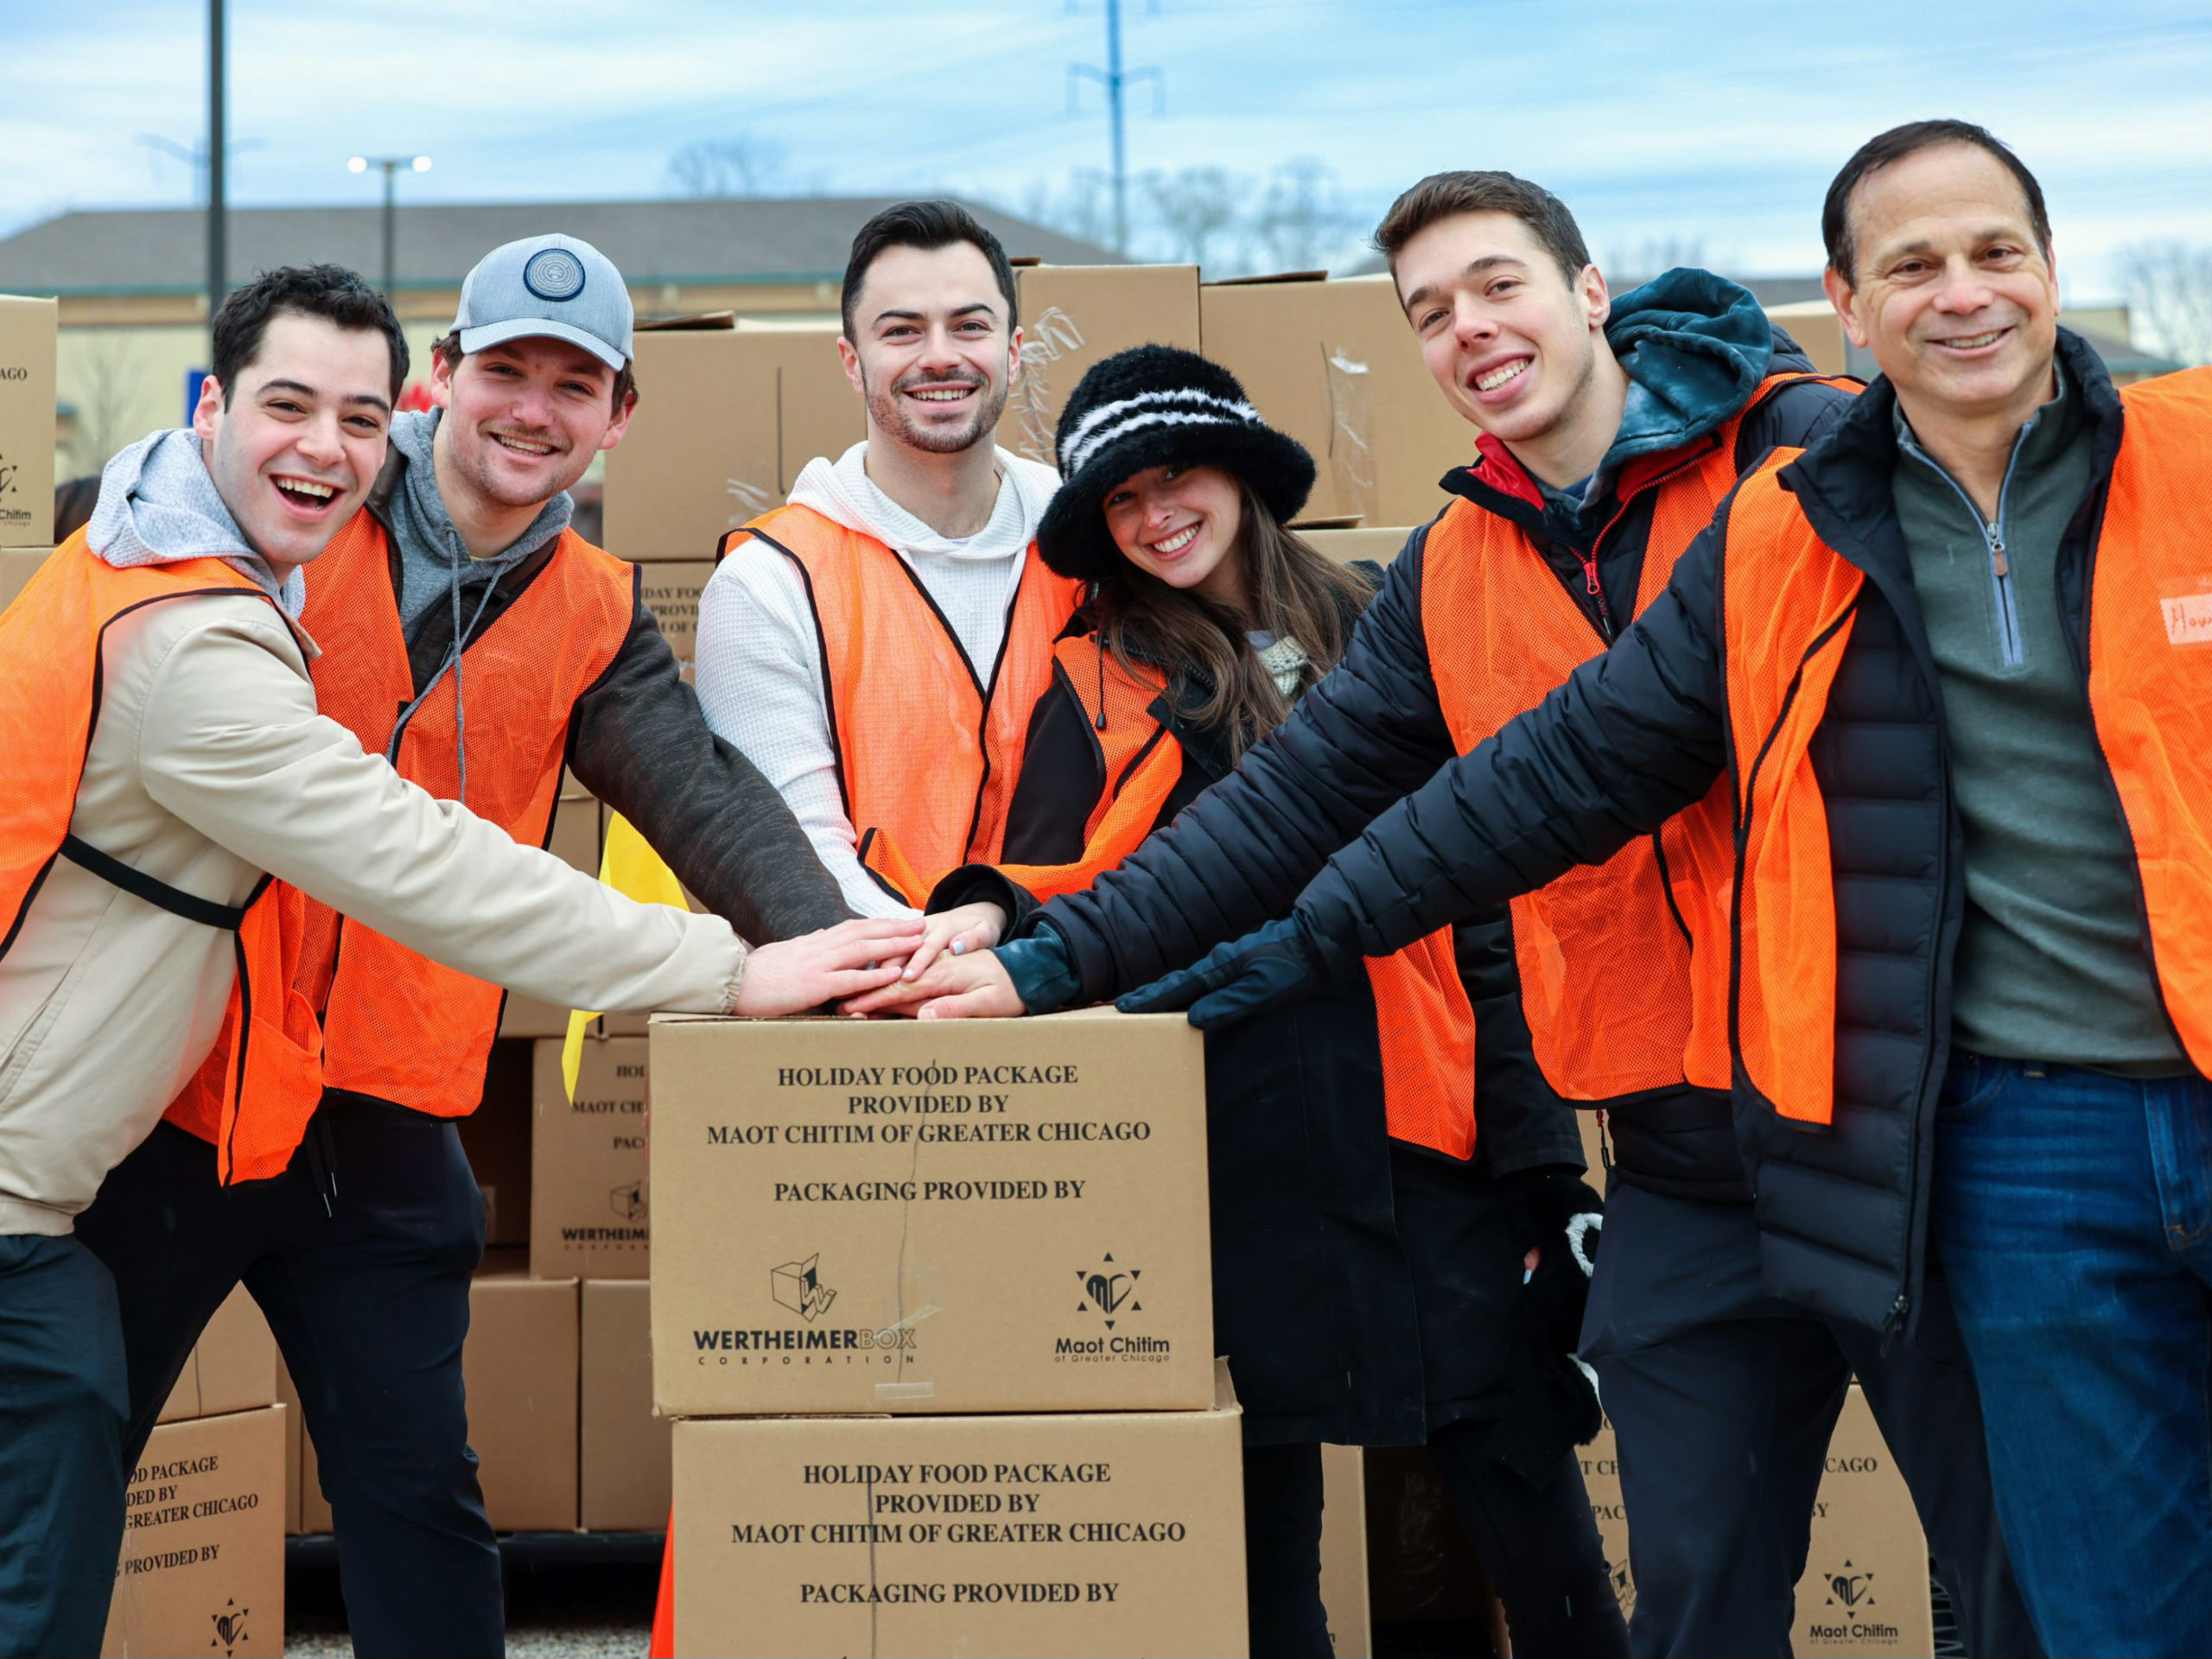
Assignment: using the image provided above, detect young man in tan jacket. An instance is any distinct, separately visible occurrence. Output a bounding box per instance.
[0,264,913,1656]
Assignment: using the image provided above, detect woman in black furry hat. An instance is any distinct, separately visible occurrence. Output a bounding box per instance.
[849,345,1628,1657]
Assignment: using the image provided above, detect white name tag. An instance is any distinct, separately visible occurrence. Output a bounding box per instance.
[2160,591,2212,647]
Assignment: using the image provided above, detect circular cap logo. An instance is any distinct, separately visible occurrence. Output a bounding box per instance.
[523,247,586,302]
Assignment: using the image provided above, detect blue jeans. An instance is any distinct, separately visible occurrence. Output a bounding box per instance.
[1934,1055,2212,1656]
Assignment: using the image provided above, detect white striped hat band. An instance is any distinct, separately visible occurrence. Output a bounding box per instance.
[1059,388,1266,475]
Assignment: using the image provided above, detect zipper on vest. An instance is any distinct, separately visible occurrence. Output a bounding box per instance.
[1580,554,1615,641]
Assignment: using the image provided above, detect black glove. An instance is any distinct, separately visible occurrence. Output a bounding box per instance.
[1501,1166,1605,1353]
[1116,915,1336,1029]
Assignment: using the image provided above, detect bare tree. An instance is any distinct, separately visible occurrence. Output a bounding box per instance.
[1606,235,1708,288]
[1249,159,1360,275]
[1143,167,1244,270]
[667,135,791,199]
[1019,171,1116,253]
[2115,239,2212,365]
[67,333,149,476]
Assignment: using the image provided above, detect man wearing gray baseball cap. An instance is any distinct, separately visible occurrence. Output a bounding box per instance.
[73,233,867,1656]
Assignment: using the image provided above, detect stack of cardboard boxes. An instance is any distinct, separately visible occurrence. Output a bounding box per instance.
[0,295,58,608]
[645,1009,1255,1656]
[105,1288,287,1657]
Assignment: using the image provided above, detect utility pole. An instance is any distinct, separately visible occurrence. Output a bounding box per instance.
[348,155,432,301]
[207,0,226,335]
[1070,0,1160,254]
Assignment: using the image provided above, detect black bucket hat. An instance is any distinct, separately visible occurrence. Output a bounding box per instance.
[1036,344,1316,583]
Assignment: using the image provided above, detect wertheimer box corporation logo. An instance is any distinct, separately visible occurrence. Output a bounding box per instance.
[771,1253,836,1321]
[688,1251,917,1363]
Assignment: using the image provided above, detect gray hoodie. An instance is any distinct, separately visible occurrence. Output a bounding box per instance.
[88,429,303,618]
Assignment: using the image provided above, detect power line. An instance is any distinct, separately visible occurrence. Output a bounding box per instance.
[1067,0,1162,253]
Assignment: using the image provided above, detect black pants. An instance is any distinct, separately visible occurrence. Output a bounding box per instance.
[0,1236,127,1659]
[1243,1438,1629,1659]
[1583,1184,2039,1659]
[75,1101,501,1659]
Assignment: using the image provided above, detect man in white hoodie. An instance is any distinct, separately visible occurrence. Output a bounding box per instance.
[0,264,914,1656]
[695,200,1078,916]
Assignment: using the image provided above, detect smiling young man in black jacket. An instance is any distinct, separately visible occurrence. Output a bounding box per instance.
[887,169,2035,1658]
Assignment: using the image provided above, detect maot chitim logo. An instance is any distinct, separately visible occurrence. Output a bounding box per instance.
[210,1598,249,1654]
[1824,1561,1874,1611]
[771,1254,836,1322]
[1076,1254,1141,1329]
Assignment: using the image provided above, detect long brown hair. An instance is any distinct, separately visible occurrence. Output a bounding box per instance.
[1092,478,1374,759]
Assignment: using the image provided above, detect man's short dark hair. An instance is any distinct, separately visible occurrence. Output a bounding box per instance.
[1372,171,1591,287]
[1823,119,2051,283]
[429,331,638,414]
[840,200,1019,341]
[210,264,409,406]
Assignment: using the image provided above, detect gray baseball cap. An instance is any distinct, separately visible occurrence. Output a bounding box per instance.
[453,232,632,370]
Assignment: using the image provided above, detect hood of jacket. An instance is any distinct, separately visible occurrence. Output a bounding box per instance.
[86,429,303,617]
[787,440,1060,562]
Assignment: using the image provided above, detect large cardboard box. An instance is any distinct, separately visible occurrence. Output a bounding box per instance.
[1764,301,1851,377]
[1200,275,1465,529]
[670,1361,1247,1658]
[533,1036,651,1279]
[498,787,605,1039]
[1319,1444,1370,1659]
[275,1363,304,1535]
[0,296,57,549]
[467,1264,581,1532]
[102,1405,286,1658]
[1008,264,1202,469]
[638,560,715,671]
[1,544,49,610]
[1580,1386,1932,1656]
[581,1278,671,1529]
[602,321,861,561]
[649,1007,1213,1417]
[157,1284,277,1425]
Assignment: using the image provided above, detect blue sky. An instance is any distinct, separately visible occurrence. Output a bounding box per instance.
[5,0,2209,299]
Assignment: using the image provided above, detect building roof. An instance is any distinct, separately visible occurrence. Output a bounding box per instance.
[0,197,1122,297]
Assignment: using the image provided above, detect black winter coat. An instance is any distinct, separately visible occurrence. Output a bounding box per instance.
[943,609,1549,1447]
[1026,334,1851,1202]
[1281,331,2151,1338]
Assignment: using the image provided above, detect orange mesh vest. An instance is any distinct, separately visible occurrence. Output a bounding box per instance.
[1421,374,1845,1101]
[728,505,1084,906]
[1003,633,1480,1160]
[268,511,633,1120]
[1,535,322,1182]
[1722,364,2212,1125]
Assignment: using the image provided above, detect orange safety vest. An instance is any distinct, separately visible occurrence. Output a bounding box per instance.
[1723,366,2212,1125]
[1001,633,1481,1160]
[1,535,322,1183]
[725,505,1084,906]
[1421,373,1854,1103]
[240,511,633,1122]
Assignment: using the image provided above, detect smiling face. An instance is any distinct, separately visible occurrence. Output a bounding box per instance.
[1395,210,1610,448]
[839,242,1020,456]
[194,310,393,575]
[1824,142,2058,424]
[1103,462,1247,609]
[432,335,633,513]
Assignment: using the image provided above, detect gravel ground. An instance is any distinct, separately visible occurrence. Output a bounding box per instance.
[286,1554,653,1657]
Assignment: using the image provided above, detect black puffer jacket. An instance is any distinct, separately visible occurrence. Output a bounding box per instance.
[1027,330,1851,1203]
[1281,331,2145,1337]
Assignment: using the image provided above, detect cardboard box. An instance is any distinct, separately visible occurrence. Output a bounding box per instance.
[1009,265,1203,469]
[466,1266,581,1532]
[1764,301,1850,377]
[498,788,605,1039]
[670,1361,1247,1658]
[1300,526,1414,568]
[275,1363,304,1535]
[102,1405,286,1658]
[533,1037,651,1279]
[1319,1444,1370,1659]
[1579,1386,1933,1656]
[157,1284,277,1425]
[638,561,715,670]
[1200,275,1466,529]
[581,1278,671,1530]
[649,1007,1214,1417]
[603,321,861,561]
[2,543,49,610]
[0,296,57,549]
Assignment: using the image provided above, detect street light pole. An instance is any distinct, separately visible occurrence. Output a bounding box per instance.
[347,155,431,303]
[207,0,226,335]
[1068,1,1160,256]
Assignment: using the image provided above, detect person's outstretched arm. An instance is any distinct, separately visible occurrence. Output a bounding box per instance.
[566,593,854,941]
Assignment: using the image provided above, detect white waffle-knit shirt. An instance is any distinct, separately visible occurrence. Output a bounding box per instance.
[694,442,1063,918]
